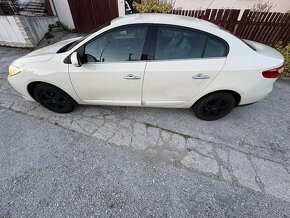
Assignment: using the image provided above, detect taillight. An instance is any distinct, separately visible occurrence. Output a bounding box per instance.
[262,65,284,78]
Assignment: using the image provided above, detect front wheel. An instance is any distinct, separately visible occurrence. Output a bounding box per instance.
[34,84,75,113]
[193,92,236,121]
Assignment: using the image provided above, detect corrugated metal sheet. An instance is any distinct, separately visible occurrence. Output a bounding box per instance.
[0,16,26,43]
[24,16,57,43]
[0,15,58,47]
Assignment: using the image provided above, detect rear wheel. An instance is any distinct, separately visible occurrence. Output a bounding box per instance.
[193,92,235,121]
[34,84,75,113]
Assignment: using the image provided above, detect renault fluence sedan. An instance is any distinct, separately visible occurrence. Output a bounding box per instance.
[8,14,284,120]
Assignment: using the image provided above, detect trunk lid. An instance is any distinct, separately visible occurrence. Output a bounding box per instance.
[244,40,284,61]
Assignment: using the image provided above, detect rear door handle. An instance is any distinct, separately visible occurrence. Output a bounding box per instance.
[192,73,210,79]
[124,74,141,80]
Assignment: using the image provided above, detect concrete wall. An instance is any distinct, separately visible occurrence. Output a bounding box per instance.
[0,15,58,48]
[173,0,290,13]
[52,0,75,28]
[23,16,58,44]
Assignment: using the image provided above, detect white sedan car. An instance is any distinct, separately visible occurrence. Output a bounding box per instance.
[8,14,284,121]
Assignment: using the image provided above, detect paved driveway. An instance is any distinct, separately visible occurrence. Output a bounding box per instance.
[1,47,290,203]
[2,109,290,217]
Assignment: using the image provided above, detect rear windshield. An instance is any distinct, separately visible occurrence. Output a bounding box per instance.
[57,21,111,53]
[242,39,257,51]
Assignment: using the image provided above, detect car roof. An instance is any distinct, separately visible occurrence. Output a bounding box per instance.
[111,13,218,29]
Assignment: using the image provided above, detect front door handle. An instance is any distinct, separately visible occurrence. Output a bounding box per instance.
[124,74,141,80]
[192,73,210,79]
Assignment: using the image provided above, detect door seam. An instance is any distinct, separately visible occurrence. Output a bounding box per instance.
[140,61,148,106]
[67,64,83,103]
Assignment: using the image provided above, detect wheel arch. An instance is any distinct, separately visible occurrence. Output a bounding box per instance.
[27,81,78,104]
[27,81,42,100]
[193,90,241,107]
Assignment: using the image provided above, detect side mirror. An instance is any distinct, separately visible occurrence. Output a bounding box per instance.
[71,52,82,67]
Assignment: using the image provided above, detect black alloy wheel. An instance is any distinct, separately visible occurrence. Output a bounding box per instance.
[193,92,236,121]
[34,84,75,113]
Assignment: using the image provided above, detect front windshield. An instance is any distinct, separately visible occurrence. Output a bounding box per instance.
[56,34,92,53]
[57,21,111,53]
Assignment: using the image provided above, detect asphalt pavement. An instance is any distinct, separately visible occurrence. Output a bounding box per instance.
[1,109,290,217]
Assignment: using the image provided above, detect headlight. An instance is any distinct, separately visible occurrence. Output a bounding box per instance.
[8,65,21,77]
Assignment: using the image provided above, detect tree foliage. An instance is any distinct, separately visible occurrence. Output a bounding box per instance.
[133,0,174,13]
[276,42,290,78]
[251,0,275,12]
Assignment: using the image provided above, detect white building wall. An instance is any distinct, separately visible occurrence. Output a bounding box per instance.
[52,0,75,28]
[118,0,126,16]
[173,0,290,13]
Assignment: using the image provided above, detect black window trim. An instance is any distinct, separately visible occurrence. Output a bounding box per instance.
[147,24,230,62]
[64,23,230,64]
[64,23,153,64]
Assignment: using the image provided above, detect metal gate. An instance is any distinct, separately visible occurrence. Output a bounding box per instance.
[68,0,119,33]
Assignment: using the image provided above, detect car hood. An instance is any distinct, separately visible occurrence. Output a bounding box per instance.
[11,37,82,67]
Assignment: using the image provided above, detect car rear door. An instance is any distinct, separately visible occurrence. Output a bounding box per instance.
[69,25,149,106]
[142,25,228,107]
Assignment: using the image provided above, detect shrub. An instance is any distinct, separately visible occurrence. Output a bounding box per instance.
[56,21,62,27]
[48,23,56,31]
[48,21,77,33]
[61,23,77,33]
[44,32,54,39]
[275,42,290,78]
[133,0,174,13]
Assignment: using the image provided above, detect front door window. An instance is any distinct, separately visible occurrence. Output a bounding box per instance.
[84,26,148,63]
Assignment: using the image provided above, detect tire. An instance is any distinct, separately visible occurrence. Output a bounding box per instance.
[193,92,235,121]
[34,84,75,113]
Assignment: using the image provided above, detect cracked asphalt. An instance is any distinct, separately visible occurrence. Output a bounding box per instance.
[1,46,290,216]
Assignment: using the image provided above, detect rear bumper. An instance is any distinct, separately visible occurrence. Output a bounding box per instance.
[239,78,276,105]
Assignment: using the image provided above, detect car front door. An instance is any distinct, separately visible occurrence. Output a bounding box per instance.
[69,25,148,106]
[142,25,228,107]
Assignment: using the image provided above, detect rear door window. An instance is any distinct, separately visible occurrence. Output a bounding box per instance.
[153,26,228,60]
[154,26,207,60]
[203,37,228,58]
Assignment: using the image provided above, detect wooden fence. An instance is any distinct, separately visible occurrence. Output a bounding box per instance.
[171,9,290,47]
[68,0,119,33]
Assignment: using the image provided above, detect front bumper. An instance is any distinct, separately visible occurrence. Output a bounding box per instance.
[7,75,35,101]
